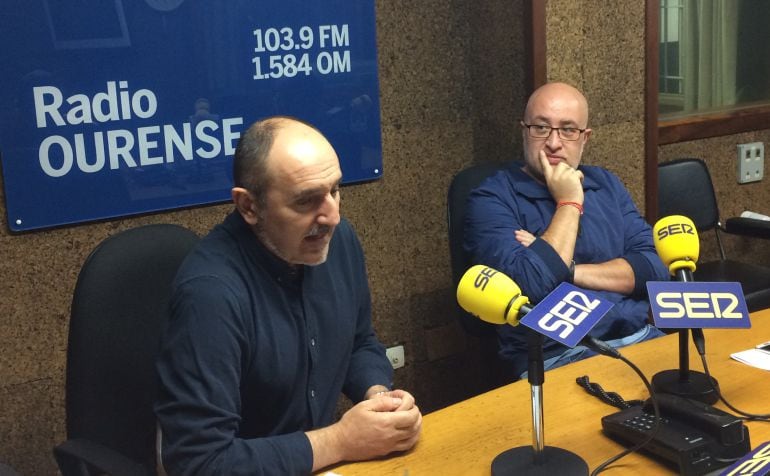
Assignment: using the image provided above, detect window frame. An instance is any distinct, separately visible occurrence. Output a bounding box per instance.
[643,0,770,220]
[650,0,770,145]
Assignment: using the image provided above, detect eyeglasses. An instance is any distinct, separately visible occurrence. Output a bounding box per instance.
[522,123,586,141]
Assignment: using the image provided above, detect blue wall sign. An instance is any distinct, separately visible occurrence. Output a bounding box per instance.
[0,0,382,231]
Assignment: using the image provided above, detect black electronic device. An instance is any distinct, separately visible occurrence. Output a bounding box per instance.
[601,393,750,476]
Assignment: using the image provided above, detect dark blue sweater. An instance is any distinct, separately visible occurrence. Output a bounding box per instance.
[155,211,393,475]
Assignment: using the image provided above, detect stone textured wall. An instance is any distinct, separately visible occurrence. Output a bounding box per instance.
[546,0,648,210]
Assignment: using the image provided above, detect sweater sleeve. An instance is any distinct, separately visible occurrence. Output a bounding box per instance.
[464,175,568,302]
[340,223,393,402]
[608,172,671,296]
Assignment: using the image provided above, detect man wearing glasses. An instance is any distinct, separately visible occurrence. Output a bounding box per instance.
[464,82,669,379]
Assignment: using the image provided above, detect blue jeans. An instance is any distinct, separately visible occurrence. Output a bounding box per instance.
[519,324,665,379]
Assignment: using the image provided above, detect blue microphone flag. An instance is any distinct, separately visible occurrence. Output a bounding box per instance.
[647,281,750,329]
[520,282,613,348]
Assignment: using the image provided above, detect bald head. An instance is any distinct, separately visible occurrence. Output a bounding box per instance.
[520,82,592,182]
[524,82,589,127]
[231,116,342,265]
[233,116,328,206]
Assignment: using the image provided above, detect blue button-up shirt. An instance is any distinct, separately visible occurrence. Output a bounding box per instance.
[464,162,669,376]
[155,212,392,475]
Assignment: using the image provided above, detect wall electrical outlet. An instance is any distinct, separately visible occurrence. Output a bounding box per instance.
[737,142,764,184]
[386,345,405,369]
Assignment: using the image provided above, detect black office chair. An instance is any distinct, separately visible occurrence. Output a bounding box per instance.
[447,162,510,334]
[53,224,199,476]
[658,158,770,312]
[447,161,517,386]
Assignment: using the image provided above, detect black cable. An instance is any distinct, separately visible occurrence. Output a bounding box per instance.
[575,354,661,476]
[691,329,770,421]
[576,376,643,410]
[698,352,770,421]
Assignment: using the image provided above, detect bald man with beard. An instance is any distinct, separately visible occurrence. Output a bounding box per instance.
[156,116,421,475]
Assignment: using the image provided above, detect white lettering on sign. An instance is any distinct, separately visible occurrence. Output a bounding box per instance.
[537,290,601,339]
[723,442,770,475]
[34,81,157,128]
[32,81,244,178]
[251,24,352,80]
[655,292,742,319]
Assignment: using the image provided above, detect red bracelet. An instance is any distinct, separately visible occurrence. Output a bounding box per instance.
[557,201,584,215]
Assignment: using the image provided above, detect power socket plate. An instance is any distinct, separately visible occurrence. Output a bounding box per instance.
[386,345,405,369]
[737,142,764,184]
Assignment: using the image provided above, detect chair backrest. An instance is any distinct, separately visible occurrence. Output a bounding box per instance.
[64,224,199,472]
[658,158,721,231]
[447,162,507,335]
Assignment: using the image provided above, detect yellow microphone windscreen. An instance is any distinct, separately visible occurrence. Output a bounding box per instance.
[456,265,522,325]
[653,215,699,275]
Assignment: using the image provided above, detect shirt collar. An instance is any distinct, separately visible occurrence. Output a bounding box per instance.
[223,211,304,286]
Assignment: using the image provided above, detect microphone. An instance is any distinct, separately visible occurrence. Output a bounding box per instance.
[456,264,532,325]
[650,215,718,404]
[456,265,619,358]
[653,214,698,282]
[457,264,593,475]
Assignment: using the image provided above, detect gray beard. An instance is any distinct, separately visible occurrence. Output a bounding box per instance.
[255,224,328,267]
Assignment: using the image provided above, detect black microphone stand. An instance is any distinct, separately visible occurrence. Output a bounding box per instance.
[491,326,588,476]
[651,268,719,404]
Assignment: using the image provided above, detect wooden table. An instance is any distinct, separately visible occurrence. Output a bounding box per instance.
[328,309,770,475]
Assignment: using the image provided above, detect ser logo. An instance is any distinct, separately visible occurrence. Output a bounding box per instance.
[721,441,770,475]
[473,267,498,291]
[656,222,695,240]
[537,290,600,339]
[646,281,750,329]
[655,292,742,319]
[519,283,613,348]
